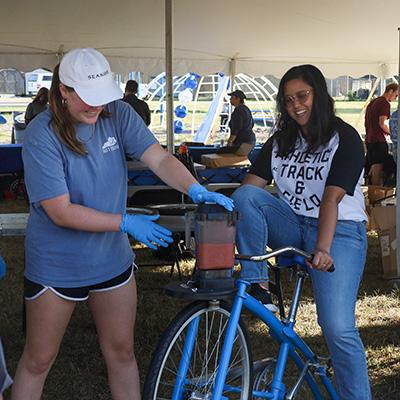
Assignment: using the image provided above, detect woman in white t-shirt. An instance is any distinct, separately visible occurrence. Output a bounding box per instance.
[232,64,370,400]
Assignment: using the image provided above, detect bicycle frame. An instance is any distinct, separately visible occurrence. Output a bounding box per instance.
[212,279,338,400]
[170,251,339,400]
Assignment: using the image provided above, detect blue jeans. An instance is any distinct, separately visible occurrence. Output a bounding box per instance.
[232,185,371,400]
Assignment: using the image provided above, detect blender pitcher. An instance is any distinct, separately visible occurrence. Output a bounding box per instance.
[194,203,238,290]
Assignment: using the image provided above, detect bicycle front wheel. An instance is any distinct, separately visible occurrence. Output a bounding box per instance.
[143,300,253,400]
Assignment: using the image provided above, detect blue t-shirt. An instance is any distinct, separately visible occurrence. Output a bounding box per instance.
[389,110,398,162]
[22,100,158,287]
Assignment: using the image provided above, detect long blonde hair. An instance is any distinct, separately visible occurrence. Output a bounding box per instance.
[49,64,110,155]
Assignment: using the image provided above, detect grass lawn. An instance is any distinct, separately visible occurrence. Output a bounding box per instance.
[0,100,373,145]
[0,200,399,399]
[0,98,398,398]
[2,97,397,147]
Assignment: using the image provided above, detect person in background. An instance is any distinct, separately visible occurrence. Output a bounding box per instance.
[24,87,49,125]
[389,109,398,164]
[0,339,12,399]
[11,48,233,400]
[232,64,371,399]
[219,102,230,133]
[0,256,12,400]
[217,90,256,156]
[122,79,151,126]
[364,83,398,185]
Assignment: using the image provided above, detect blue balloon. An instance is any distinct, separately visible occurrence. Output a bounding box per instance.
[174,104,188,118]
[174,119,185,133]
[0,114,7,124]
[0,256,6,280]
[184,74,198,90]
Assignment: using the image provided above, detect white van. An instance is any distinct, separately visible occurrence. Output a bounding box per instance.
[25,69,53,95]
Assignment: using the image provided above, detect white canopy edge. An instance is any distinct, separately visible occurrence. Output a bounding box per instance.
[0,0,399,78]
[0,49,397,79]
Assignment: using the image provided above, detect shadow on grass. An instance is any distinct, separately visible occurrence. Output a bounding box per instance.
[0,229,399,398]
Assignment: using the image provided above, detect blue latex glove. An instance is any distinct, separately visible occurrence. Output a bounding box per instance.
[188,183,234,211]
[120,214,173,250]
[0,256,6,280]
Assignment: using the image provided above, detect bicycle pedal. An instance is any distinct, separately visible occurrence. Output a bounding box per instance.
[317,355,333,369]
[189,392,211,399]
[309,357,333,377]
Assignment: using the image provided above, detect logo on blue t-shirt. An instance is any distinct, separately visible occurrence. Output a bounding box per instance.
[102,136,119,153]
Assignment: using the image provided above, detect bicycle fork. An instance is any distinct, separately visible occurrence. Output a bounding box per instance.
[211,282,249,400]
[170,293,248,400]
[172,316,200,400]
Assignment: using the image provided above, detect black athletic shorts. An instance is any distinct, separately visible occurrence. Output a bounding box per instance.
[366,142,389,165]
[24,264,136,302]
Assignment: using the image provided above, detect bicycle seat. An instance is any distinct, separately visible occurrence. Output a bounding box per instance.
[277,254,309,270]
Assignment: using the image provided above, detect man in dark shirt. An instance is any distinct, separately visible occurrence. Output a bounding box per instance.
[218,90,256,155]
[365,83,398,185]
[24,87,49,125]
[122,80,151,126]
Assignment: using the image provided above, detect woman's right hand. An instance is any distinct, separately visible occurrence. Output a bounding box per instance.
[119,214,173,250]
[309,249,334,271]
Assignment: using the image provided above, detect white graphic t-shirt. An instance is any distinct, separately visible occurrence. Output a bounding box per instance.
[250,118,367,222]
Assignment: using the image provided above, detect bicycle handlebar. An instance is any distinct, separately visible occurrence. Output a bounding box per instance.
[236,246,335,272]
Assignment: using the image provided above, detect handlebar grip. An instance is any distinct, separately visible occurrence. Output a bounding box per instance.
[310,253,335,273]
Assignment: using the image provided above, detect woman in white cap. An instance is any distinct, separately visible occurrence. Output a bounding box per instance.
[11,48,233,399]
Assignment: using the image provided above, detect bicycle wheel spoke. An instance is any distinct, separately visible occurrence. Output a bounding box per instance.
[190,315,243,395]
[198,311,229,393]
[144,302,252,400]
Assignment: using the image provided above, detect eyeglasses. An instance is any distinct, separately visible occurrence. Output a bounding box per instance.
[284,89,312,106]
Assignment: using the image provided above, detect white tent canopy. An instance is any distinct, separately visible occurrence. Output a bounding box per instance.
[1,0,400,278]
[0,0,399,78]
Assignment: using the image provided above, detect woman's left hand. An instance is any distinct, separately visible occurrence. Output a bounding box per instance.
[309,249,333,271]
[188,183,234,211]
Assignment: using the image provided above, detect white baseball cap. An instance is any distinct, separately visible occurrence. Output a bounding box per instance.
[59,48,123,106]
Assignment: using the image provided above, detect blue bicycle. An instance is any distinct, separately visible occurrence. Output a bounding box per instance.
[143,246,339,400]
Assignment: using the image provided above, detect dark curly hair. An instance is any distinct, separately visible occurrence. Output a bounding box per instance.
[273,64,336,157]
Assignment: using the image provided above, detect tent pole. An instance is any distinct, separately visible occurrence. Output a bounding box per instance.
[396,27,400,278]
[165,0,174,154]
[229,57,236,91]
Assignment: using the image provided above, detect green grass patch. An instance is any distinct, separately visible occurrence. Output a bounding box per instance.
[0,200,398,399]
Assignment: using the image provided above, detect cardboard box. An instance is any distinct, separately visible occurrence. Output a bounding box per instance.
[200,153,250,168]
[362,187,373,231]
[367,185,395,206]
[364,186,395,231]
[371,205,399,279]
[365,205,376,231]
